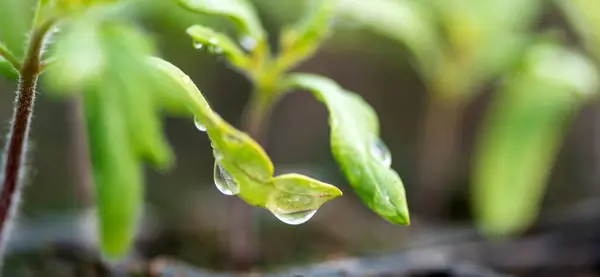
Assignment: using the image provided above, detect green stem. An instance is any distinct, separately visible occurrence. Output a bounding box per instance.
[0,19,55,258]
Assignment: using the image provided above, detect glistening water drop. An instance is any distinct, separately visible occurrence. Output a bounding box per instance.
[213,162,240,195]
[272,209,317,225]
[194,116,206,132]
[370,138,392,167]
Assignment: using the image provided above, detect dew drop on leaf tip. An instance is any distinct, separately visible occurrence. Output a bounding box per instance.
[213,162,240,195]
[272,209,317,225]
[193,116,206,132]
[370,138,392,167]
[194,42,203,49]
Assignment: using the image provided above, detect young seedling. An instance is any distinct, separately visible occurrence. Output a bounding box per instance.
[0,0,409,268]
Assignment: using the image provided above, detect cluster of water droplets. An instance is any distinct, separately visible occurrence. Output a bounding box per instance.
[370,138,392,167]
[194,37,222,54]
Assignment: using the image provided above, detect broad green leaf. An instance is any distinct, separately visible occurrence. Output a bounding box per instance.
[284,74,409,225]
[177,0,265,41]
[472,43,599,236]
[187,25,251,70]
[339,0,441,79]
[147,57,342,219]
[47,14,174,257]
[276,0,339,71]
[557,0,600,60]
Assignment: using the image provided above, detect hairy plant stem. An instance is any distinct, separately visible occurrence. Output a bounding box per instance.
[227,82,278,271]
[0,21,54,256]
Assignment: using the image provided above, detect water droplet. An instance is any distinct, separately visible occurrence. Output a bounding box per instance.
[370,139,392,167]
[194,116,206,132]
[213,162,239,195]
[271,209,317,225]
[214,46,223,54]
[194,42,203,49]
[239,36,256,51]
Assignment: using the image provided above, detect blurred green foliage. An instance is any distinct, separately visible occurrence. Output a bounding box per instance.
[1,0,600,263]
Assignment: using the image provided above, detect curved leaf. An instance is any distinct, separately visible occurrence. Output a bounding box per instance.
[472,43,599,236]
[177,0,265,40]
[147,58,342,218]
[284,73,409,225]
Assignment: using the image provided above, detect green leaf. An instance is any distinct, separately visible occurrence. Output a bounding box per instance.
[339,0,441,79]
[472,43,599,236]
[186,25,251,70]
[47,15,174,257]
[284,74,409,225]
[276,0,339,71]
[82,82,143,258]
[147,57,342,221]
[177,0,265,41]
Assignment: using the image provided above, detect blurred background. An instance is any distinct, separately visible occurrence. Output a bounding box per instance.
[1,0,600,276]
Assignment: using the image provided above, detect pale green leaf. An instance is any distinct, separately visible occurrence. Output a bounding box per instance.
[472,43,599,236]
[277,0,339,71]
[177,0,265,40]
[186,25,251,70]
[284,74,409,225]
[147,57,342,216]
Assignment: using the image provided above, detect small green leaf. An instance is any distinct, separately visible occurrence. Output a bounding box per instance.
[472,43,599,236]
[186,25,251,70]
[147,58,342,221]
[177,0,265,41]
[267,173,342,216]
[277,0,339,71]
[284,74,409,225]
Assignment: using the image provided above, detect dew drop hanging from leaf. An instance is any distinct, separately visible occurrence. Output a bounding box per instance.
[370,138,392,168]
[271,209,317,225]
[213,161,240,195]
[194,116,207,132]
